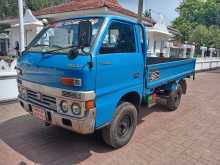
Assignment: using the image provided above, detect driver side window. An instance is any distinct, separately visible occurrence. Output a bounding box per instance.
[99,21,136,54]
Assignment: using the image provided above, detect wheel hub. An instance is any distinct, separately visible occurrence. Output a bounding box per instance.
[118,115,131,137]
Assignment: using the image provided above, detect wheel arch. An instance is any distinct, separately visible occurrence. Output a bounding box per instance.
[179,79,187,94]
[118,91,141,110]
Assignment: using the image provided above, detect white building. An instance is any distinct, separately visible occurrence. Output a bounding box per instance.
[147,15,172,57]
[4,9,43,55]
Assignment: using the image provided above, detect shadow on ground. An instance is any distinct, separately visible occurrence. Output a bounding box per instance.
[0,102,168,165]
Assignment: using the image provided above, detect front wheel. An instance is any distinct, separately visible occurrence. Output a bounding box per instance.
[102,102,138,148]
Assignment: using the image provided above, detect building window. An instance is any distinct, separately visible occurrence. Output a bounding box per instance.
[153,40,157,53]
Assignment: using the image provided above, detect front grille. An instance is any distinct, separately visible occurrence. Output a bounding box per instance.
[27,89,57,111]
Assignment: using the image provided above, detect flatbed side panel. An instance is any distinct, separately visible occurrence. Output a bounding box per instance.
[146,59,196,89]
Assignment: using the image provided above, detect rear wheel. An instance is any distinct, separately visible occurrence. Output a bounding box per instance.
[166,84,182,111]
[102,102,137,148]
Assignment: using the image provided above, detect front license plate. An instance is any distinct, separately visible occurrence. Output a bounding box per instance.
[32,107,46,121]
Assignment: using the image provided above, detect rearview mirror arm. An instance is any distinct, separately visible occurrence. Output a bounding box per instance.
[87,53,93,69]
[81,47,93,69]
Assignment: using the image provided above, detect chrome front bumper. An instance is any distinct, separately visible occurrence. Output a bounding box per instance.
[19,97,96,134]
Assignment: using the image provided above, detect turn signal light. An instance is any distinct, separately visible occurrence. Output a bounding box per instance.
[85,100,95,109]
[61,77,74,86]
[61,77,82,86]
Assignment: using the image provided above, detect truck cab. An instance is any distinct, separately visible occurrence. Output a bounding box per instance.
[17,15,195,148]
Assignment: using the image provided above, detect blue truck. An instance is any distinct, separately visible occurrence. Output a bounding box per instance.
[16,15,196,148]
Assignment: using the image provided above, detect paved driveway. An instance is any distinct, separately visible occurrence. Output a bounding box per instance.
[0,70,220,165]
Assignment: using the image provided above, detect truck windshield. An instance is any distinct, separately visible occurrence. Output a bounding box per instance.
[27,18,103,53]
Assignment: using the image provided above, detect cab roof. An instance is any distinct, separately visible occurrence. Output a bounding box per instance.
[58,15,140,25]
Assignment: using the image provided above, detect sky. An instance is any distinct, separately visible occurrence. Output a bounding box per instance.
[118,0,182,24]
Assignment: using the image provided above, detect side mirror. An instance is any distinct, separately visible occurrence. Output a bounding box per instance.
[78,21,92,48]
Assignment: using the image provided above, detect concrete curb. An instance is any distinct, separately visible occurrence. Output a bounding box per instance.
[195,67,220,73]
[0,99,18,105]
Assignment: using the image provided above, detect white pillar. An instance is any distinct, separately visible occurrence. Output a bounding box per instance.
[200,46,207,58]
[166,42,171,58]
[190,45,195,58]
[217,49,220,57]
[18,0,25,52]
[183,44,187,58]
[209,48,215,58]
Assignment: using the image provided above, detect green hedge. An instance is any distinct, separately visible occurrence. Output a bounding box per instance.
[0,56,16,63]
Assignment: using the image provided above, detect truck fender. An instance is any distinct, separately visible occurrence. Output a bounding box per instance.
[95,91,142,129]
[170,82,178,93]
[169,80,186,95]
[179,79,187,94]
[117,92,141,111]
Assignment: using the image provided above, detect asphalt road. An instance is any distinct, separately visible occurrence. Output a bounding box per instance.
[0,69,220,165]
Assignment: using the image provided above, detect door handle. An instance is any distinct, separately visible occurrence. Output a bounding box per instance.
[133,72,140,79]
[100,61,112,65]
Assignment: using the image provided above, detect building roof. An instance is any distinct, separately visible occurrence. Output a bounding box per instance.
[167,26,180,35]
[12,9,43,27]
[33,0,155,26]
[148,15,172,36]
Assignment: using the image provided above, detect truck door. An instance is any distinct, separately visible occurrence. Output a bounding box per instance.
[95,20,144,127]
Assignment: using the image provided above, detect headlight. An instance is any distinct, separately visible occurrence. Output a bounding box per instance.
[71,103,81,116]
[60,101,69,113]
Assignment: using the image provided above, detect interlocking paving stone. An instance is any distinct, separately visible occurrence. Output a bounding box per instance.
[0,69,220,165]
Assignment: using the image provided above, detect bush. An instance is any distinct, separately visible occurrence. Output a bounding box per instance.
[0,56,16,63]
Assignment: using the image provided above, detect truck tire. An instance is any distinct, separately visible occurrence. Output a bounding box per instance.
[102,102,137,148]
[166,84,183,111]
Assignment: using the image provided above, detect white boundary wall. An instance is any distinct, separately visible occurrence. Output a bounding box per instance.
[0,72,18,102]
[0,57,220,102]
[0,60,18,102]
[196,57,220,71]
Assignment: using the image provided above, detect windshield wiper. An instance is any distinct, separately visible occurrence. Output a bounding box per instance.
[42,45,78,54]
[25,44,49,51]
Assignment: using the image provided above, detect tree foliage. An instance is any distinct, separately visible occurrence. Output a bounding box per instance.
[25,0,71,11]
[0,0,19,18]
[0,0,71,32]
[173,0,220,48]
[0,0,70,19]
